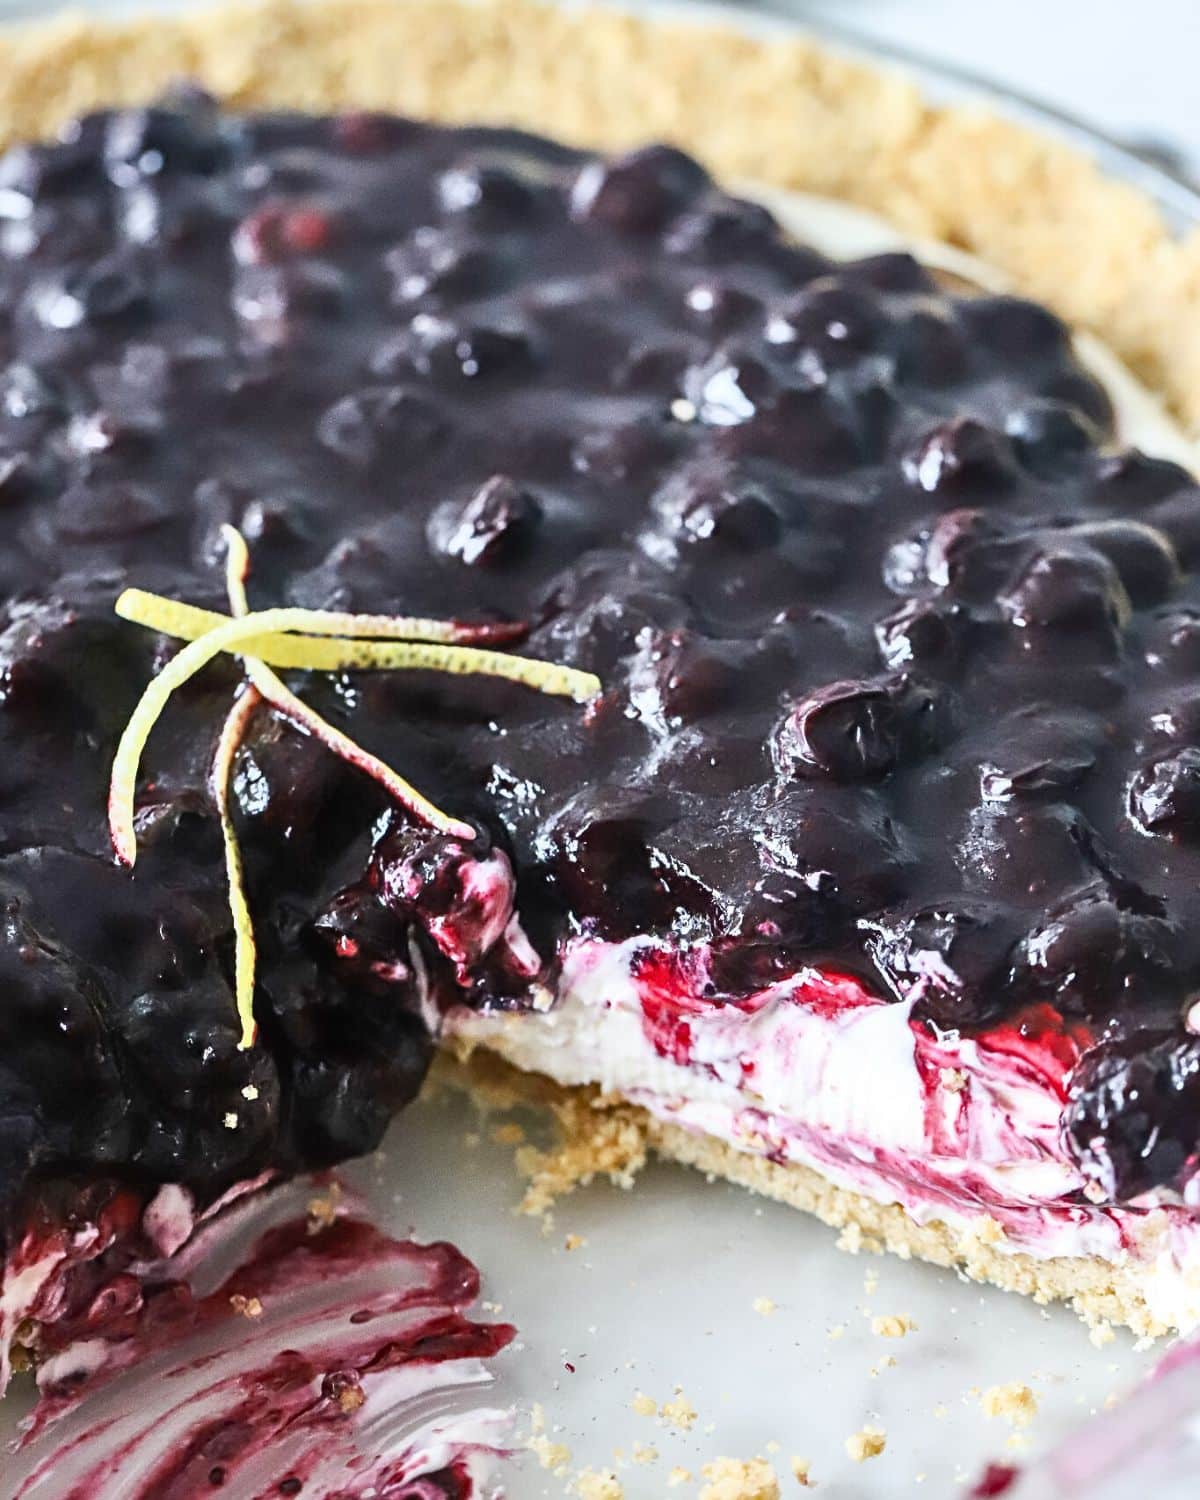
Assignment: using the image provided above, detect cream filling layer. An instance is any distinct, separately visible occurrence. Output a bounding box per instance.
[446,937,1200,1333]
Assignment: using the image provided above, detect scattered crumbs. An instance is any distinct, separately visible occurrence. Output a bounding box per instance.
[229,1293,263,1319]
[980,1383,1039,1429]
[698,1456,781,1500]
[222,1111,239,1130]
[306,1181,341,1234]
[844,1426,887,1463]
[932,1404,948,1420]
[1089,1321,1116,1348]
[528,1433,572,1476]
[1006,1433,1030,1453]
[667,1469,692,1489]
[564,1233,587,1252]
[765,1441,780,1455]
[753,1296,777,1316]
[869,1356,897,1377]
[1134,1334,1156,1353]
[827,1323,846,1341]
[632,1442,659,1465]
[940,1068,967,1093]
[491,1121,526,1146]
[480,1299,504,1315]
[463,1131,482,1149]
[573,1468,623,1499]
[660,1388,698,1431]
[871,1314,916,1339]
[529,1403,546,1435]
[863,1268,879,1295]
[790,1456,814,1487]
[631,1391,657,1418]
[241,1084,259,1101]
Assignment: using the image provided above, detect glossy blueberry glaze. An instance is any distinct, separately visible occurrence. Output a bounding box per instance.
[0,90,1199,1236]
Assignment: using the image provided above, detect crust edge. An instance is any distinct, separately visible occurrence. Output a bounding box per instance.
[436,1042,1174,1340]
[0,0,1197,433]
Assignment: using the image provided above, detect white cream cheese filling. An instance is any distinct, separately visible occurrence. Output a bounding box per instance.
[446,936,1200,1331]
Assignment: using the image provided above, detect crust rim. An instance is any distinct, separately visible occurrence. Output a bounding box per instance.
[0,0,1197,432]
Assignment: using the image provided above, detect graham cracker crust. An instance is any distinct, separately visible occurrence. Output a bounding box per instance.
[0,0,1198,434]
[437,1043,1175,1339]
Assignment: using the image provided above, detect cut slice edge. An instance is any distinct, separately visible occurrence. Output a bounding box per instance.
[434,1041,1179,1342]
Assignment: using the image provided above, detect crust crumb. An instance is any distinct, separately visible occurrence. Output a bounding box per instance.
[844,1425,887,1463]
[870,1313,916,1338]
[573,1468,623,1499]
[564,1232,587,1252]
[336,1384,365,1414]
[965,1216,1007,1250]
[752,1296,777,1316]
[980,1382,1039,1429]
[698,1456,781,1500]
[306,1181,342,1234]
[667,1469,693,1489]
[1089,1320,1116,1348]
[659,1387,698,1431]
[632,1442,659,1464]
[631,1391,657,1418]
[940,1068,968,1093]
[790,1456,814,1487]
[529,1433,573,1476]
[229,1293,263,1319]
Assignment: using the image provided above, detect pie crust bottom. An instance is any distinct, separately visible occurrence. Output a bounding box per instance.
[437,1042,1173,1340]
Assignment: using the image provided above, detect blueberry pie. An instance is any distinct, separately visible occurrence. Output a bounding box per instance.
[1,0,1199,1386]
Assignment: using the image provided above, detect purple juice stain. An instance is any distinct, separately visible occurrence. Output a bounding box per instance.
[6,1179,516,1499]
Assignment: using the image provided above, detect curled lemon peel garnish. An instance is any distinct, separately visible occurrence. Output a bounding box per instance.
[114,590,529,650]
[110,524,602,1049]
[212,685,262,1050]
[217,524,478,844]
[115,591,601,701]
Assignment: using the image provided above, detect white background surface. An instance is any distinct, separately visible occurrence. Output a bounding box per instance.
[796,0,1200,170]
[0,2,1192,1496]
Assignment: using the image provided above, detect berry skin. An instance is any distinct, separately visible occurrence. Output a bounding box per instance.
[1129,748,1200,840]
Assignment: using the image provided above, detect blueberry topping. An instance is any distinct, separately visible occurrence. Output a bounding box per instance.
[1129,748,1200,839]
[1066,1032,1200,1201]
[0,97,1195,1228]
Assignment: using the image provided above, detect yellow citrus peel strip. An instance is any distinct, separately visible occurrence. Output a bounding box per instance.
[110,525,602,1048]
[115,590,600,701]
[212,685,262,1050]
[218,525,476,845]
[114,590,528,649]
